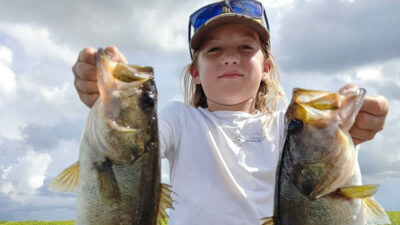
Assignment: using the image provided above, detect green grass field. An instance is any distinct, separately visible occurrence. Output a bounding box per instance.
[387,211,400,224]
[0,213,398,224]
[0,219,168,225]
[0,222,74,225]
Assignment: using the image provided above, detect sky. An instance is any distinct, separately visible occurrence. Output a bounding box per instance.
[0,0,399,221]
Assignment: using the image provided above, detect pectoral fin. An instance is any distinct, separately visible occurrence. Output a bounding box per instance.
[48,161,79,192]
[260,217,274,225]
[338,184,378,199]
[156,183,175,225]
[96,158,121,202]
[362,197,391,225]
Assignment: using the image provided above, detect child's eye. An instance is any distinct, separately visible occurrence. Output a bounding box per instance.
[240,45,253,50]
[208,47,220,53]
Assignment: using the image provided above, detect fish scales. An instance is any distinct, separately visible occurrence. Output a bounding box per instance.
[50,49,173,225]
[261,88,391,225]
[276,140,363,225]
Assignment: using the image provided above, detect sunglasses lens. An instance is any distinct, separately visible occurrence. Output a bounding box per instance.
[191,4,223,30]
[230,0,263,17]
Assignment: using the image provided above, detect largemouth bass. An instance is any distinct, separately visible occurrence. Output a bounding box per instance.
[50,49,173,225]
[262,88,390,225]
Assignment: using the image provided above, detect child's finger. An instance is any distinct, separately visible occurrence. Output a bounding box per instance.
[77,92,99,108]
[349,124,376,143]
[104,46,128,64]
[353,111,385,131]
[78,47,97,65]
[74,78,99,94]
[73,62,97,81]
[359,95,389,117]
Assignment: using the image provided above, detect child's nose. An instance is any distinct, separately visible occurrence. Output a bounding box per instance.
[222,50,239,65]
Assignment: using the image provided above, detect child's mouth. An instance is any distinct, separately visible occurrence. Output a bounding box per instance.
[218,72,244,79]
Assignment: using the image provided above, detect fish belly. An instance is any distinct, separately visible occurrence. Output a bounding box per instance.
[75,122,161,225]
[278,164,364,225]
[75,137,138,225]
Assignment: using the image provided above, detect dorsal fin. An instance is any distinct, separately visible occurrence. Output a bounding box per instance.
[48,161,79,192]
[155,183,175,225]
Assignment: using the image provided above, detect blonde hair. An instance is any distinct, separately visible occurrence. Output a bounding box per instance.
[182,40,286,116]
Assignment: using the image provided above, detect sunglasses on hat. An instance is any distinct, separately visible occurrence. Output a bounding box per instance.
[188,0,270,58]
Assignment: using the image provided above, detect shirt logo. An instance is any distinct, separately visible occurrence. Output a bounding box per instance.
[245,130,265,143]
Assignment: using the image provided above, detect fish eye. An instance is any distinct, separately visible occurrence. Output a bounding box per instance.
[140,91,155,108]
[288,119,303,133]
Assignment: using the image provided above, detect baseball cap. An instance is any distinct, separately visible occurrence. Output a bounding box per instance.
[189,0,270,57]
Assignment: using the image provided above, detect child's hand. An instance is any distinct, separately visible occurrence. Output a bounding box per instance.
[339,84,389,146]
[72,46,127,108]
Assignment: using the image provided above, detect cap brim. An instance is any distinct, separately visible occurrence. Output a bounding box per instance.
[190,13,270,51]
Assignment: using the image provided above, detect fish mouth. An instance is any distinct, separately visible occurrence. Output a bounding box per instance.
[97,48,153,83]
[287,88,366,127]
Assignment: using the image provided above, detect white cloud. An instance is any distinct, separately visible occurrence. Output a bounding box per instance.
[397,74,400,88]
[335,58,400,98]
[0,34,87,139]
[0,45,12,65]
[0,72,84,139]
[47,139,80,178]
[274,0,400,73]
[0,46,17,97]
[356,67,382,81]
[262,0,295,9]
[40,82,74,107]
[0,130,80,220]
[338,74,353,83]
[0,149,52,203]
[0,23,75,65]
[130,7,187,52]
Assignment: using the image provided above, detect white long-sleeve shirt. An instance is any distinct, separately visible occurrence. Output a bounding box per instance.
[159,101,285,225]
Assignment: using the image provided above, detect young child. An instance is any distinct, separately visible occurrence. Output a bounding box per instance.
[72,0,389,224]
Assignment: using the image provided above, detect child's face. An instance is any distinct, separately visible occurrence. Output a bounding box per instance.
[191,23,268,108]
